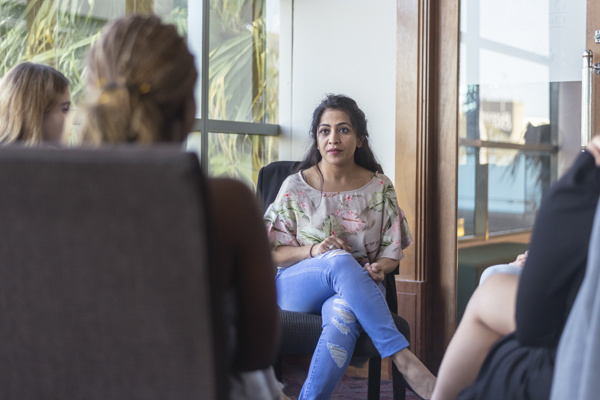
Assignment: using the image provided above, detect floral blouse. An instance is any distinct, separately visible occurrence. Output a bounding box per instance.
[264,171,413,264]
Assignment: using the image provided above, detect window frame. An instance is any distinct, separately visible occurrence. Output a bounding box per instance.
[194,0,280,173]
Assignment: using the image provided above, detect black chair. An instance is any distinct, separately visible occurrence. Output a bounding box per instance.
[257,161,409,400]
[0,146,228,400]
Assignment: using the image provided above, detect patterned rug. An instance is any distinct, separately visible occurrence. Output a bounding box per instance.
[281,359,421,399]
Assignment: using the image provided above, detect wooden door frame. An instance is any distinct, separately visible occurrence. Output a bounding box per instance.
[395,0,459,371]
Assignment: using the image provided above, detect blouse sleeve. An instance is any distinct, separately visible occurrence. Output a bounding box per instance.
[263,176,300,249]
[376,176,414,261]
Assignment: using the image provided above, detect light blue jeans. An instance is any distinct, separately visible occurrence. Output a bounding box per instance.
[276,249,409,400]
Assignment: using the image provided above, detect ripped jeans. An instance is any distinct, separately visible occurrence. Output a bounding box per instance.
[275,250,409,400]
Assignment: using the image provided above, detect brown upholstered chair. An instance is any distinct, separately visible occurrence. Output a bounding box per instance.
[257,161,410,400]
[0,146,227,400]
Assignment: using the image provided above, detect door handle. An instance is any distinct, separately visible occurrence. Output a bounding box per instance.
[582,50,593,148]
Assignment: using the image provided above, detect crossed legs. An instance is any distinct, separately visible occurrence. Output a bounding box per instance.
[276,250,435,399]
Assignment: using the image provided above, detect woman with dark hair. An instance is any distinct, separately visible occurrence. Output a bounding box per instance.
[264,94,436,399]
[297,94,383,175]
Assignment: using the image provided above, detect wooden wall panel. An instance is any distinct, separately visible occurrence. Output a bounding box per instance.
[396,279,424,359]
[396,0,459,371]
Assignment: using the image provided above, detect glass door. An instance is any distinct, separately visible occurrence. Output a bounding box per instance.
[456,0,589,322]
[457,0,586,241]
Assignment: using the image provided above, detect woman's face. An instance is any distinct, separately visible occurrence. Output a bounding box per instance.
[317,108,363,168]
[42,88,71,142]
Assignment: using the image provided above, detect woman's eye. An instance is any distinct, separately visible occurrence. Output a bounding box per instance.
[339,127,349,133]
[319,129,329,135]
[62,105,71,114]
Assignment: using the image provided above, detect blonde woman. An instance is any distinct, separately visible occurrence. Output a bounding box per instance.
[67,14,286,400]
[0,62,70,144]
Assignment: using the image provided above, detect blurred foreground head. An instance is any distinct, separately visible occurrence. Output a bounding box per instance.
[73,14,197,145]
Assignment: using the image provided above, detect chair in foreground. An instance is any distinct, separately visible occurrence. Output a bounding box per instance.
[257,160,409,400]
[0,146,227,400]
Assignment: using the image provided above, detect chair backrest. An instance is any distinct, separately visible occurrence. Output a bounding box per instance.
[0,146,227,400]
[257,160,299,212]
[257,161,399,313]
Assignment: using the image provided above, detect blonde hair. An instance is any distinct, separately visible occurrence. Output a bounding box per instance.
[73,14,197,145]
[0,62,69,144]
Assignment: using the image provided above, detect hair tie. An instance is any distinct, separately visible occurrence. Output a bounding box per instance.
[138,82,151,94]
[96,81,151,105]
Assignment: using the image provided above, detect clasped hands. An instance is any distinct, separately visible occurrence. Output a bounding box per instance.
[313,235,385,283]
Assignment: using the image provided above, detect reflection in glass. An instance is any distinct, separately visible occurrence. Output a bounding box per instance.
[457,146,476,237]
[458,145,550,237]
[458,0,585,239]
[487,148,547,233]
[206,132,278,189]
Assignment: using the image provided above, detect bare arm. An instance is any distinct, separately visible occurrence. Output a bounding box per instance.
[364,257,399,283]
[272,234,351,268]
[208,178,278,372]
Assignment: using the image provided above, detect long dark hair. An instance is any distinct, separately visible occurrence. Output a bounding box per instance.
[296,94,383,174]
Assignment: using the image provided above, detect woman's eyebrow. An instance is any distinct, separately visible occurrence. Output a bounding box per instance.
[318,122,351,127]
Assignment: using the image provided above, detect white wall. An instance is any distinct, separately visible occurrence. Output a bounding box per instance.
[279,0,397,181]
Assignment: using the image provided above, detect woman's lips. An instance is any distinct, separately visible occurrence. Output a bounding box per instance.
[328,148,341,154]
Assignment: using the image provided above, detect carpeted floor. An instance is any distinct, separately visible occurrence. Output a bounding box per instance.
[281,359,421,399]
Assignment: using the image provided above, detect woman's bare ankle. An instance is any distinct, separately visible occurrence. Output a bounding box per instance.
[392,348,436,399]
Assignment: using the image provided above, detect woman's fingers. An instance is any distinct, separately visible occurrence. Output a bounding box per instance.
[324,235,351,252]
[364,263,384,283]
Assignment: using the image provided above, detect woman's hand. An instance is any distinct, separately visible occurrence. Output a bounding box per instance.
[313,235,351,256]
[510,251,528,267]
[364,262,385,283]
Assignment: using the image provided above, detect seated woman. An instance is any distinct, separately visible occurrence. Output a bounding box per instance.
[0,62,70,144]
[432,136,600,400]
[66,14,285,400]
[264,94,436,399]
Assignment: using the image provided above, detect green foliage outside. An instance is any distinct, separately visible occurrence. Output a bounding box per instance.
[207,0,279,188]
[0,0,279,189]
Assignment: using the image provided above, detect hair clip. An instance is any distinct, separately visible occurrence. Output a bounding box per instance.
[139,83,151,94]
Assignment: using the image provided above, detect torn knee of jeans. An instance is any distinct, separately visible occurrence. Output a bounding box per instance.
[333,298,356,324]
[332,317,351,335]
[327,342,348,368]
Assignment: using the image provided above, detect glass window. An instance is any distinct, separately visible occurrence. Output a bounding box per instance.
[206,132,278,189]
[208,0,279,124]
[0,1,188,103]
[0,0,280,186]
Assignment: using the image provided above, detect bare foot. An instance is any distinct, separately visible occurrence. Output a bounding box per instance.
[392,348,437,399]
